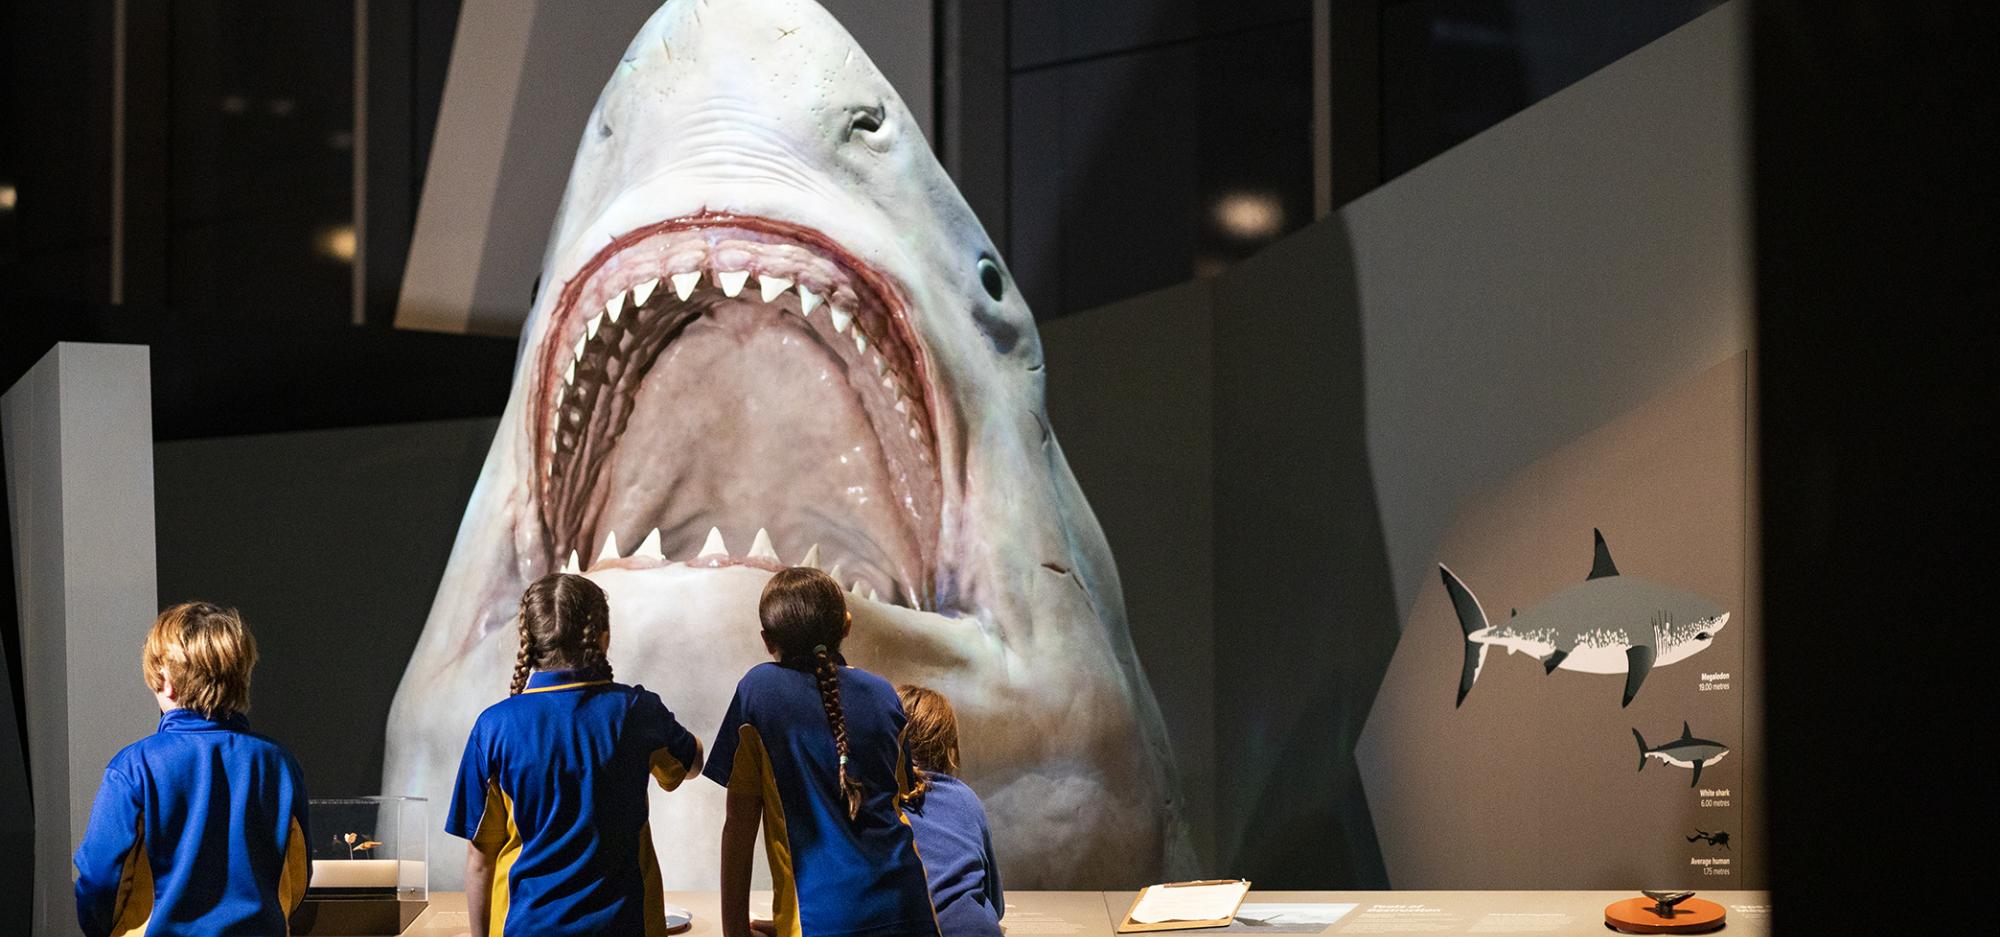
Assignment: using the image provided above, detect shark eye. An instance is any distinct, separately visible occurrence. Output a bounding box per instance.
[846,104,886,141]
[977,256,1005,300]
[1696,631,1711,641]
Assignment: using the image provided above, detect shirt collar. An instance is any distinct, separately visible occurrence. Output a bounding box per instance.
[159,708,250,733]
[523,667,611,692]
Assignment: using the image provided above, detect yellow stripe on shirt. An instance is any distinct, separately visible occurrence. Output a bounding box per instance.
[109,824,154,937]
[649,738,701,791]
[640,821,669,937]
[279,816,310,916]
[730,726,802,937]
[473,782,523,937]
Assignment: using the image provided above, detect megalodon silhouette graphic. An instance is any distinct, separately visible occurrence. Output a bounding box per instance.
[383,0,1184,888]
[1440,529,1728,707]
[1634,722,1730,787]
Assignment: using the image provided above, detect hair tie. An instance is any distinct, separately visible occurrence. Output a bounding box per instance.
[839,754,848,765]
[813,644,828,654]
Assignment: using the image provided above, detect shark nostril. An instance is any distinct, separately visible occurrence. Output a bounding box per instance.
[971,305,1019,355]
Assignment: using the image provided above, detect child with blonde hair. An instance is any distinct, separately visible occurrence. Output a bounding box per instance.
[74,602,311,937]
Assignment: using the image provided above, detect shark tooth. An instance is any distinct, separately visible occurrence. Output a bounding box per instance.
[630,277,658,309]
[716,269,749,297]
[697,526,729,559]
[562,550,580,574]
[796,286,822,316]
[851,579,865,594]
[597,531,621,562]
[827,562,844,583]
[759,275,793,303]
[854,330,868,354]
[636,527,664,560]
[671,271,701,300]
[830,306,853,333]
[604,291,624,324]
[574,335,586,360]
[800,543,821,568]
[748,528,779,562]
[867,588,879,602]
[564,360,576,385]
[587,311,603,339]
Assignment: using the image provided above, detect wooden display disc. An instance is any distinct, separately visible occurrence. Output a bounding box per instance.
[1604,897,1727,934]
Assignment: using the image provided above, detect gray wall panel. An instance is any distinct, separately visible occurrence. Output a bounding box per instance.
[4,343,161,935]
[153,418,499,799]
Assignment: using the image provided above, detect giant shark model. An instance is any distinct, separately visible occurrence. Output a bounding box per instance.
[1440,530,1728,707]
[1634,722,1730,787]
[384,0,1184,889]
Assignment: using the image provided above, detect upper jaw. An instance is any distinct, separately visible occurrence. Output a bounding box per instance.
[528,211,955,611]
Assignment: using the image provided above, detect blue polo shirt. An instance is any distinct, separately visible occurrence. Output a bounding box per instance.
[447,668,703,937]
[904,774,1004,937]
[704,659,940,937]
[73,708,311,937]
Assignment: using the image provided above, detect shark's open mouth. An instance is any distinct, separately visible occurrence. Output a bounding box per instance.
[535,214,942,609]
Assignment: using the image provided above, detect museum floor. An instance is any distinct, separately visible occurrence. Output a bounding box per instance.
[399,889,1773,936]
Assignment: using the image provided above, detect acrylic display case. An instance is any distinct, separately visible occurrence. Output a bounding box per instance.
[290,796,429,936]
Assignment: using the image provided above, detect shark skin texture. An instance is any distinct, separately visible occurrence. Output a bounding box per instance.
[1440,529,1729,708]
[382,0,1186,889]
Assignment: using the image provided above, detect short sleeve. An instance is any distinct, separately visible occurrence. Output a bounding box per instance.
[629,687,703,791]
[702,685,748,789]
[444,720,496,841]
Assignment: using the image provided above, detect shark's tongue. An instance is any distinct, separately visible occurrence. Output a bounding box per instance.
[586,298,925,602]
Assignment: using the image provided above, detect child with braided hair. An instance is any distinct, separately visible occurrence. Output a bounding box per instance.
[896,686,1004,937]
[706,567,940,937]
[446,572,704,937]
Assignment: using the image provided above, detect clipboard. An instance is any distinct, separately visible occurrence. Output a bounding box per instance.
[1116,879,1252,933]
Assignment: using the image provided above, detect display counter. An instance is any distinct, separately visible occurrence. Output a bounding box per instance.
[399,889,1772,936]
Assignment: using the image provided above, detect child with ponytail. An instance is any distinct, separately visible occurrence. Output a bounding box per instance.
[706,567,940,937]
[896,686,1004,937]
[446,572,704,937]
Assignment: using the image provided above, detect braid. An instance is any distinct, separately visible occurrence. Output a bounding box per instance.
[509,617,533,696]
[579,607,614,682]
[812,647,864,820]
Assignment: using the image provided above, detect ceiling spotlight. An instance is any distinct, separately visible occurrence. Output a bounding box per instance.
[1213,191,1285,240]
[0,183,16,211]
[317,224,357,263]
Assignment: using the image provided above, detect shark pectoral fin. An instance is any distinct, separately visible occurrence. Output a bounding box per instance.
[1690,759,1705,788]
[1622,645,1657,707]
[1541,648,1568,675]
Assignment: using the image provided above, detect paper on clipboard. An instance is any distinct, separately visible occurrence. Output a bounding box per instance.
[1129,881,1251,924]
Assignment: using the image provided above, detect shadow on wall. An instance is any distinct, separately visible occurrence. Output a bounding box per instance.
[1209,215,1396,888]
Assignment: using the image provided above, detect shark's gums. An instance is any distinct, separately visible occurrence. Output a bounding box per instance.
[1440,529,1729,708]
[383,0,1185,888]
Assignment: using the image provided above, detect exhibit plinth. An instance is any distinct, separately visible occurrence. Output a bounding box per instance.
[1605,896,1727,934]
